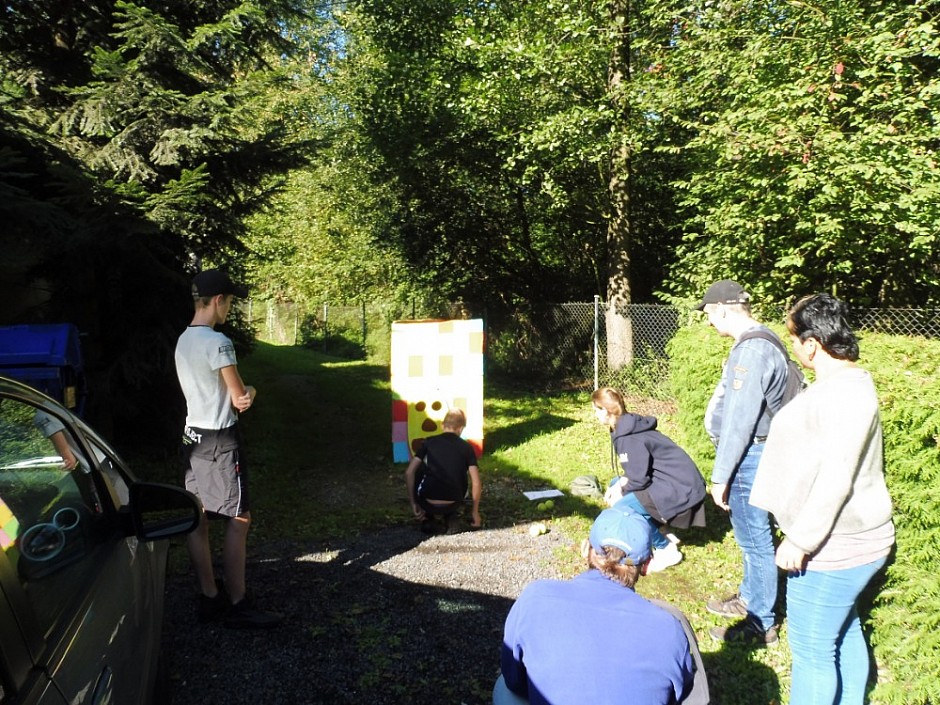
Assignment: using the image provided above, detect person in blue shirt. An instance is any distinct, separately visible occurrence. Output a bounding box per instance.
[696,279,789,646]
[494,507,709,705]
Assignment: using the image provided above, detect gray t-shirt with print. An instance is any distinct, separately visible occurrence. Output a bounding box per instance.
[175,325,238,430]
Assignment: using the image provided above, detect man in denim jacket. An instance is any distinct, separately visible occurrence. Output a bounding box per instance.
[696,280,789,646]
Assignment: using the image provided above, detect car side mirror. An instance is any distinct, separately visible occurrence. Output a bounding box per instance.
[126,482,201,541]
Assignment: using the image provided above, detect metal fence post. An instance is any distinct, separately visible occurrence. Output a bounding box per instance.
[593,295,599,391]
[266,300,274,341]
[361,300,367,347]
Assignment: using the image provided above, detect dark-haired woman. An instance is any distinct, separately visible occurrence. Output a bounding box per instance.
[750,293,894,704]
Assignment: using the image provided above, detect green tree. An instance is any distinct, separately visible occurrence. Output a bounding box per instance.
[341,0,689,330]
[650,0,940,306]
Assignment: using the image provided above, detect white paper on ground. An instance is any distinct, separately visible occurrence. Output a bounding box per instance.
[522,489,565,500]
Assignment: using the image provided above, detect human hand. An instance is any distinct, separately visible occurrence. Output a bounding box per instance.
[580,538,591,558]
[710,482,730,511]
[234,386,255,412]
[775,538,807,573]
[604,477,627,507]
[470,509,482,528]
[411,503,425,520]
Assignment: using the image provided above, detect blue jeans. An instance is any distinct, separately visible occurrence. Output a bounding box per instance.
[613,492,670,549]
[787,558,887,705]
[728,443,776,631]
[492,675,529,705]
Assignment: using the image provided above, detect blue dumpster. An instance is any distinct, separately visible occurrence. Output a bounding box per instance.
[0,324,87,416]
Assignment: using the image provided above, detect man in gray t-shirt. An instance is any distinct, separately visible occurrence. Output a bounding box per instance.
[175,268,280,630]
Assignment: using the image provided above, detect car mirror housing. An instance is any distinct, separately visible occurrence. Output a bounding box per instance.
[125,482,201,541]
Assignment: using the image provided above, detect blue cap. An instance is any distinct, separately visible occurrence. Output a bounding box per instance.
[589,508,653,566]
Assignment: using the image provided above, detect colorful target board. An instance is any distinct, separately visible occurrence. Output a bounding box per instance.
[390,319,484,462]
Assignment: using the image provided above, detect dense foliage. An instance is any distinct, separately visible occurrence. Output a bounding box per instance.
[334,0,692,314]
[668,324,940,704]
[333,0,940,311]
[645,0,940,306]
[2,0,939,425]
[0,0,320,436]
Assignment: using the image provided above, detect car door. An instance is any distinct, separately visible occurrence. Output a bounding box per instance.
[0,392,162,705]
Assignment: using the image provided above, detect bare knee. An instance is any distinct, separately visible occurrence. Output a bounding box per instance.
[229,511,251,535]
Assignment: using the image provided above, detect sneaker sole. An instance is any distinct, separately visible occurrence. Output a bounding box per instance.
[705,600,748,619]
[646,553,683,573]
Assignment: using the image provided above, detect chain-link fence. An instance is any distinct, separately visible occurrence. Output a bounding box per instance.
[242,299,469,360]
[852,308,940,337]
[482,299,681,412]
[244,299,303,346]
[247,299,940,412]
[244,300,390,357]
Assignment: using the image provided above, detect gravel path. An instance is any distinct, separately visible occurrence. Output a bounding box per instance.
[162,522,573,705]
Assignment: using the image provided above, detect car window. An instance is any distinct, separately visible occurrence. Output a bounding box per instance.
[0,398,112,633]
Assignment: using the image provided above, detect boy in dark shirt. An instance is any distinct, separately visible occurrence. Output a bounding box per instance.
[405,408,482,533]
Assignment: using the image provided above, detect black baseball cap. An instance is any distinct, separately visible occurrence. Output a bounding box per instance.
[191,269,249,298]
[695,279,749,310]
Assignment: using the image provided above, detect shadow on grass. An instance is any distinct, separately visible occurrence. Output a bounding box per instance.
[163,527,523,705]
[702,648,781,705]
[679,498,734,549]
[162,344,784,703]
[164,521,783,705]
[484,413,575,453]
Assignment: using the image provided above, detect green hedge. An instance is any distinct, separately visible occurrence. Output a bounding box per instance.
[667,324,940,705]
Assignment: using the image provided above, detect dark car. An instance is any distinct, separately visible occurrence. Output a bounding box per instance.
[0,376,200,704]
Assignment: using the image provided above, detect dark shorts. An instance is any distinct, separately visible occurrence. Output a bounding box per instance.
[181,425,250,517]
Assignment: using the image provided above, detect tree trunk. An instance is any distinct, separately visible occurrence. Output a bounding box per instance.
[605,0,634,371]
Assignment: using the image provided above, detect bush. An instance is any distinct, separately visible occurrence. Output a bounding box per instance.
[668,324,940,705]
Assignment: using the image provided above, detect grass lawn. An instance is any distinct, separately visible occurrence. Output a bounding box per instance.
[149,341,795,704]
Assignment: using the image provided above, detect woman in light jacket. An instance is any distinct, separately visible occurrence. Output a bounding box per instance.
[750,293,894,705]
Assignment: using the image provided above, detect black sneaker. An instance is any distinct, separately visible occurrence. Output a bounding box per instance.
[197,580,229,623]
[710,619,778,646]
[705,593,748,619]
[224,596,283,630]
